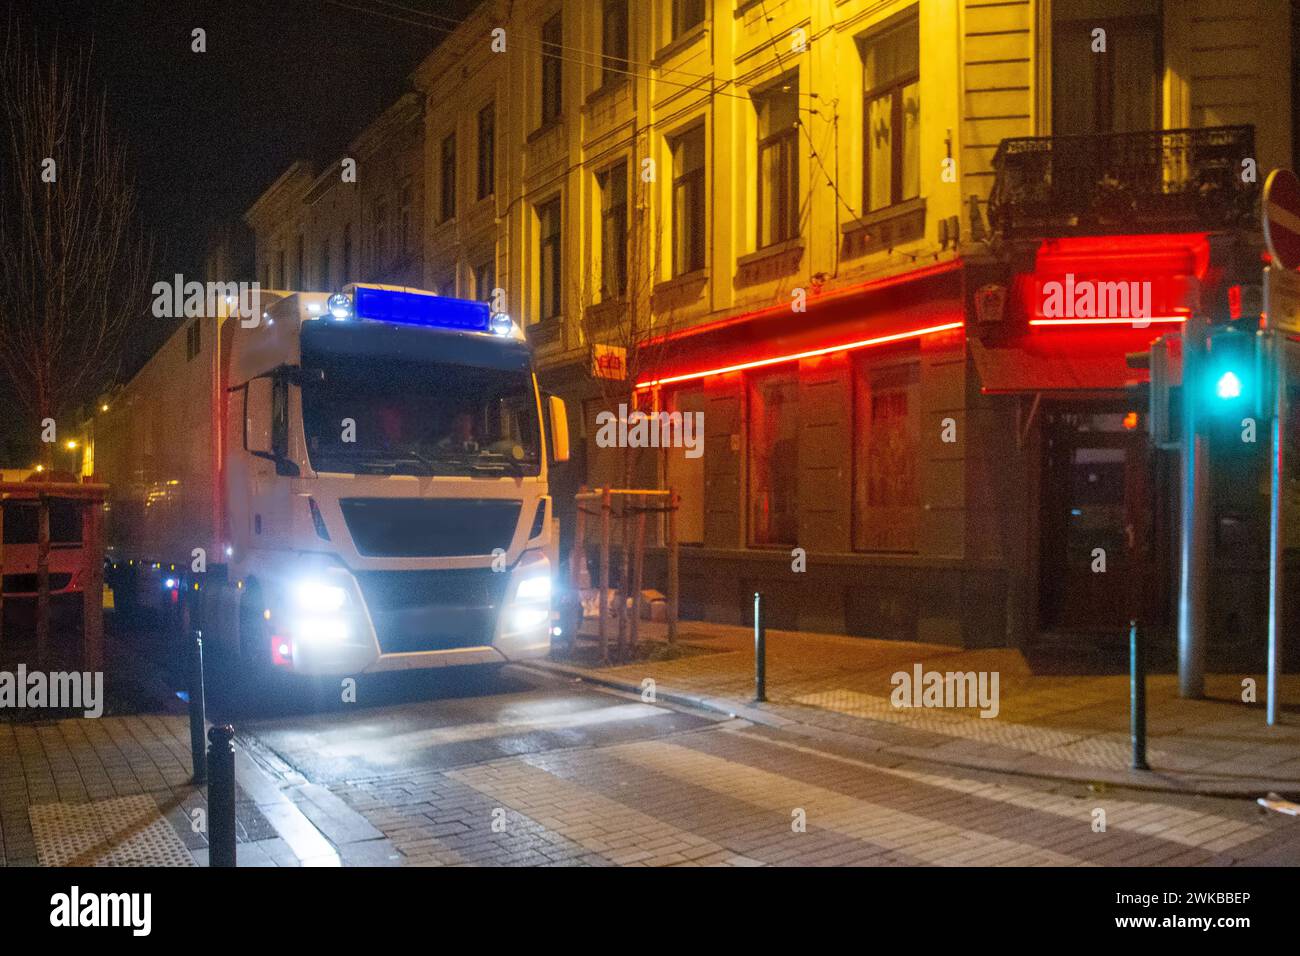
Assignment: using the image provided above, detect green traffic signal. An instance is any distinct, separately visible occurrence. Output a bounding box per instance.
[1214,369,1242,401]
[1202,325,1271,454]
[1204,326,1255,413]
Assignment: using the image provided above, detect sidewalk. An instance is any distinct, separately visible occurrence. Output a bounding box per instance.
[532,620,1300,797]
[0,712,399,866]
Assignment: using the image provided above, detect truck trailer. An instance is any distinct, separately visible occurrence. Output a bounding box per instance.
[87,284,569,677]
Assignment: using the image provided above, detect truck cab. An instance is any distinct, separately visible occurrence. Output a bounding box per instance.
[218,285,568,676]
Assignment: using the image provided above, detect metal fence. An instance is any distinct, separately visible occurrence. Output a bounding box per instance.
[988,124,1258,239]
[0,480,107,669]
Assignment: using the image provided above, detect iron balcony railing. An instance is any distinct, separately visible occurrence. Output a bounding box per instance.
[988,125,1258,239]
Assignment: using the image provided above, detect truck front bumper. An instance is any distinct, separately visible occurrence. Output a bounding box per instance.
[274,557,553,676]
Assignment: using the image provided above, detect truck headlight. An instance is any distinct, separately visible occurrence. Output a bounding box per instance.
[514,573,551,603]
[294,579,348,612]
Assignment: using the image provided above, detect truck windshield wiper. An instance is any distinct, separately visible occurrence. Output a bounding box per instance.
[469,457,524,478]
[320,448,439,475]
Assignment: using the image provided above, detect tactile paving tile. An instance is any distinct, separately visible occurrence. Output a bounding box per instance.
[29,794,195,867]
[794,689,1169,768]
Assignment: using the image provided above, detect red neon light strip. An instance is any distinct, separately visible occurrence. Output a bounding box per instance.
[1029,315,1187,327]
[635,321,964,389]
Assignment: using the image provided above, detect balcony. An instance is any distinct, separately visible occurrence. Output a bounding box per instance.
[987,125,1258,240]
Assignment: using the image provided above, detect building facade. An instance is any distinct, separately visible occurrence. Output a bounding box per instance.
[252,0,1297,655]
[245,92,425,293]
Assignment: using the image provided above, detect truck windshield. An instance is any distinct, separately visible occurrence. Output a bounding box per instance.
[300,352,542,478]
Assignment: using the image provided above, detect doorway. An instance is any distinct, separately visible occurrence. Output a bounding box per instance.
[1039,405,1163,632]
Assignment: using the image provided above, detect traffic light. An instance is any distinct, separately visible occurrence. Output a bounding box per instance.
[1202,325,1267,453]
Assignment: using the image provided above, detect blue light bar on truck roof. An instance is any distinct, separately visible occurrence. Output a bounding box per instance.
[352,286,491,332]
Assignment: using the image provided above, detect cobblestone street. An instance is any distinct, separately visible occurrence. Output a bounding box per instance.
[5,665,1297,867]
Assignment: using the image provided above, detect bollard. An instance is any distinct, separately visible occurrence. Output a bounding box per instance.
[207,724,237,867]
[188,631,207,785]
[754,592,766,702]
[1129,619,1150,771]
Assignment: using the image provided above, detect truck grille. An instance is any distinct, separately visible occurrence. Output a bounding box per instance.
[354,568,509,654]
[339,498,521,558]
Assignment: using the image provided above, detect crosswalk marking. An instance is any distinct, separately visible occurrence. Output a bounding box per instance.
[603,738,1089,866]
[448,757,761,866]
[725,729,1270,853]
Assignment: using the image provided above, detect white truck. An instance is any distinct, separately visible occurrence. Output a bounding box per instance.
[89,284,568,676]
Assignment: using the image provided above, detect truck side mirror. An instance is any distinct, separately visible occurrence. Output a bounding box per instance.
[245,378,274,456]
[547,395,569,463]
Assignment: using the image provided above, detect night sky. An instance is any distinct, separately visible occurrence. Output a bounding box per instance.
[2,0,478,457]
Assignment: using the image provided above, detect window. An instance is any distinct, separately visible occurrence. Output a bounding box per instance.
[541,13,563,125]
[597,161,628,300]
[1051,0,1160,135]
[271,376,289,461]
[537,197,562,321]
[474,259,496,302]
[440,134,457,223]
[862,13,920,212]
[602,0,629,83]
[477,103,495,200]
[318,240,331,291]
[755,79,800,247]
[672,0,704,39]
[665,388,705,544]
[342,224,353,282]
[185,320,201,362]
[275,250,285,289]
[295,234,305,289]
[852,360,920,551]
[747,371,799,546]
[262,263,270,290]
[671,125,706,275]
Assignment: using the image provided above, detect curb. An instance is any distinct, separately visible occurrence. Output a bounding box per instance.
[524,660,1297,801]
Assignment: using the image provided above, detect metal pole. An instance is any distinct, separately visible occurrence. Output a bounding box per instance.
[667,488,679,645]
[1268,330,1286,726]
[1130,619,1149,770]
[754,591,766,702]
[81,494,103,673]
[189,632,207,785]
[1178,318,1208,698]
[629,503,646,655]
[598,486,611,663]
[36,494,50,666]
[0,502,6,652]
[206,724,236,867]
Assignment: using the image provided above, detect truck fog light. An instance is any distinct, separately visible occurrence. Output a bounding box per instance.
[272,638,293,666]
[511,607,549,631]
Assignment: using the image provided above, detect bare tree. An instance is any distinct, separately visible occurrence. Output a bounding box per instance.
[0,20,152,466]
[575,129,688,490]
[573,124,691,659]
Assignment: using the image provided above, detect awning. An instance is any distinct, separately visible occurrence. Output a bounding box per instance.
[638,262,964,388]
[970,328,1169,394]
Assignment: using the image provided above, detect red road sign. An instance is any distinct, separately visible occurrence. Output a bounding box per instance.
[1263,169,1300,270]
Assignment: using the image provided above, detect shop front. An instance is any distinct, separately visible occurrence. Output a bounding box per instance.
[633,262,1017,645]
[970,232,1237,645]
